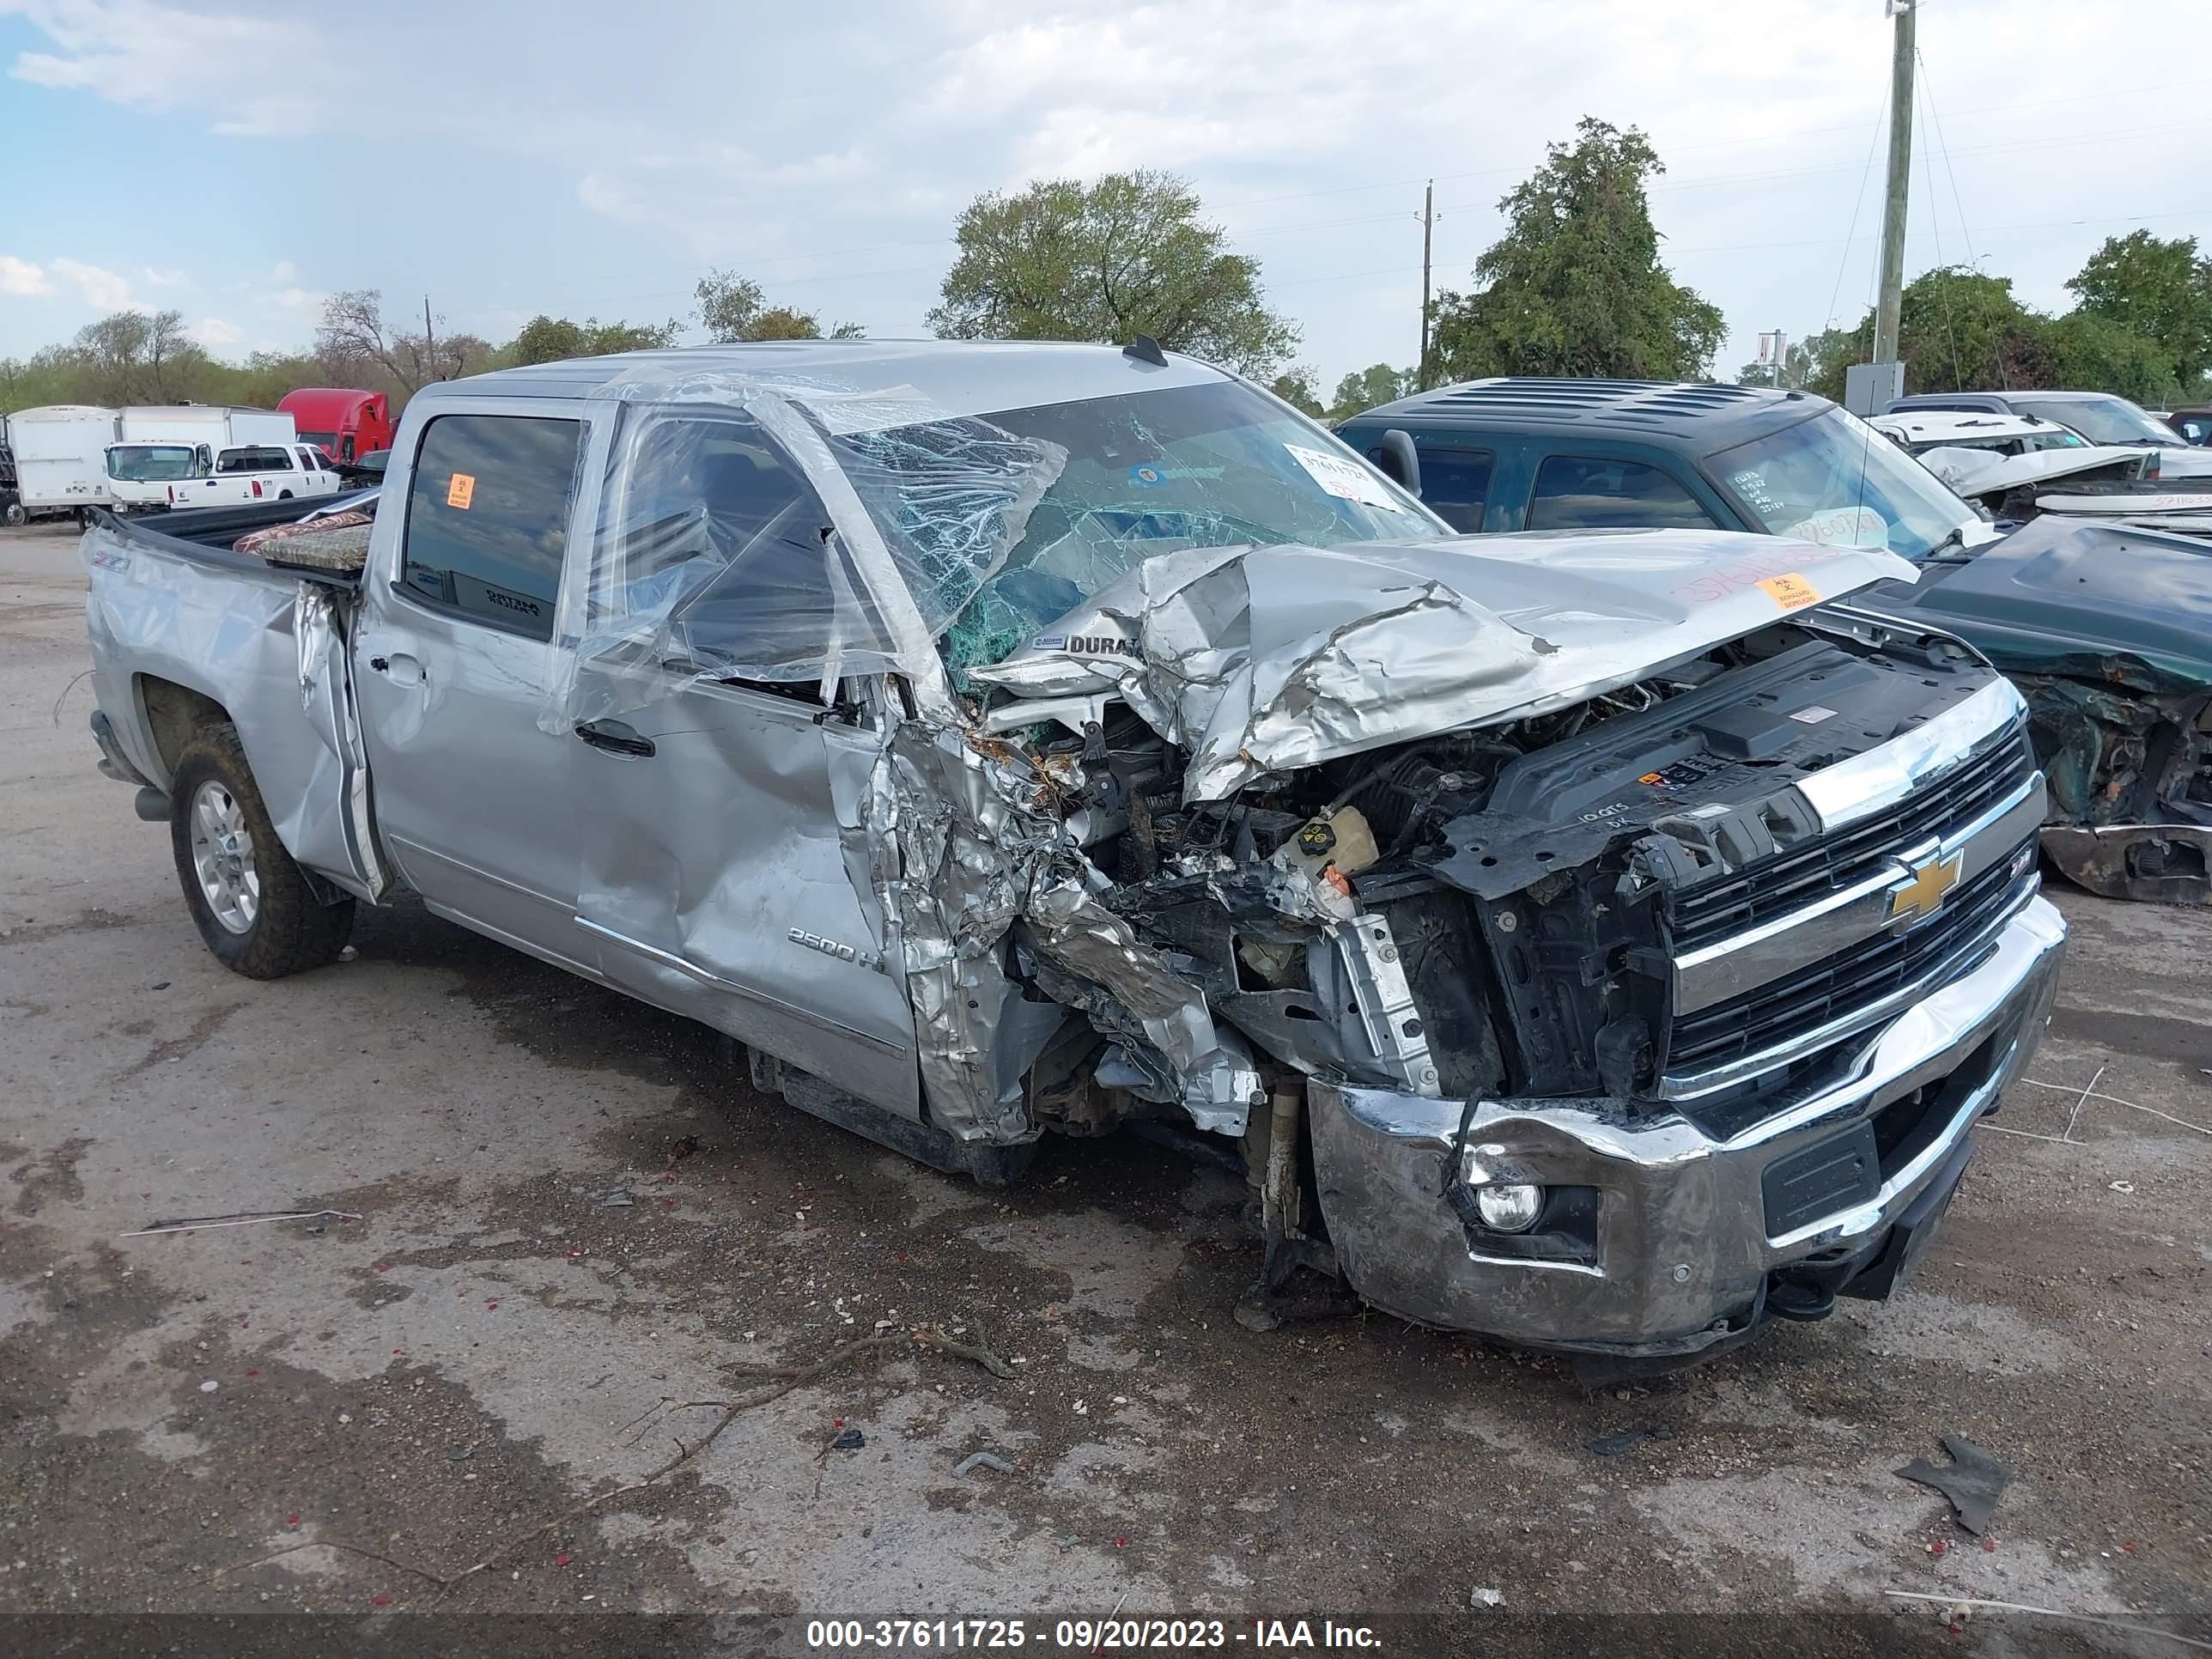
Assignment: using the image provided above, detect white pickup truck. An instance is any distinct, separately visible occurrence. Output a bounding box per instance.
[160,442,342,510]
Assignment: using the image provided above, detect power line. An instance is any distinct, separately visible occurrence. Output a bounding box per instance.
[1914,46,1981,275]
[1826,83,1890,331]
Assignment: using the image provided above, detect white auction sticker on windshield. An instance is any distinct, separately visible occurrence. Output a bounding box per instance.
[1781,505,1888,549]
[1286,443,1399,508]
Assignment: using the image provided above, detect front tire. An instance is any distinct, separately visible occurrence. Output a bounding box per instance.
[169,723,355,977]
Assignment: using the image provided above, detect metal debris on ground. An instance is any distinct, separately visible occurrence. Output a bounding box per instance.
[953,1450,1015,1479]
[1470,1588,1504,1609]
[1895,1435,2013,1534]
[831,1429,866,1451]
[599,1189,635,1207]
[1587,1423,1674,1456]
[119,1207,363,1238]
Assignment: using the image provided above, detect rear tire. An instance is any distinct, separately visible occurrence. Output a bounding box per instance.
[169,722,355,977]
[278,489,294,500]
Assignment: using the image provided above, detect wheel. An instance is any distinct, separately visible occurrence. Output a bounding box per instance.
[3,502,23,527]
[169,722,355,977]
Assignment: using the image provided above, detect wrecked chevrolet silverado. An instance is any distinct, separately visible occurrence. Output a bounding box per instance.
[80,342,2067,1368]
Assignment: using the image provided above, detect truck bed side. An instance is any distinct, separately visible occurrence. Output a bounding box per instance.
[82,504,381,901]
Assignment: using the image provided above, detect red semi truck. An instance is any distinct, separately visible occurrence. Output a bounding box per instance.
[275,388,394,466]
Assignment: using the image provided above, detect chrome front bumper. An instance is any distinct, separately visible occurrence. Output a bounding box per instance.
[1306,896,2068,1357]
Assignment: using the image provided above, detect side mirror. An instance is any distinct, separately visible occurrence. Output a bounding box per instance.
[1370,429,1422,498]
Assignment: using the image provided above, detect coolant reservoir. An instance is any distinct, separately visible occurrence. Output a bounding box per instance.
[1277,805,1379,879]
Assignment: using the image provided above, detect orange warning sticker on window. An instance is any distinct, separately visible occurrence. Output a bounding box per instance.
[1758,572,1820,611]
[446,473,476,510]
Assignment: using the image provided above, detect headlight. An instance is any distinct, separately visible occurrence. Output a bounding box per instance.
[1474,1182,1543,1232]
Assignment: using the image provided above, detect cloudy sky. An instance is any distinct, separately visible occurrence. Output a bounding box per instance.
[2,0,2206,389]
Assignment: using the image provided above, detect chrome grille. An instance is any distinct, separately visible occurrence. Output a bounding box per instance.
[1667,840,2034,1076]
[1668,731,2035,954]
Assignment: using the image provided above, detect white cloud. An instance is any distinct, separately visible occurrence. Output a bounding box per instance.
[8,0,2212,381]
[0,254,52,295]
[190,315,243,348]
[49,257,133,309]
[7,0,332,136]
[141,264,188,288]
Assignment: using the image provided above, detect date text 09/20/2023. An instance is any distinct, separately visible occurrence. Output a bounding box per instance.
[804,1619,1383,1650]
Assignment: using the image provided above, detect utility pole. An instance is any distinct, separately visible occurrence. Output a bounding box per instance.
[1418,180,1435,391]
[423,294,439,382]
[1872,0,1917,366]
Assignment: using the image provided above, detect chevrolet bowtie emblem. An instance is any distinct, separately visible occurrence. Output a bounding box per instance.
[1888,848,1963,925]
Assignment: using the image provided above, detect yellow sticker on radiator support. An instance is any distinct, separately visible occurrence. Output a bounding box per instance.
[1758,572,1820,610]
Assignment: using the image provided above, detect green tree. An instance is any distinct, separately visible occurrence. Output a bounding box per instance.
[1429,118,1723,382]
[1806,269,2059,401]
[2048,311,2185,409]
[507,313,681,366]
[1268,364,1326,418]
[928,169,1299,378]
[2066,231,2212,388]
[694,269,861,343]
[1328,362,1415,420]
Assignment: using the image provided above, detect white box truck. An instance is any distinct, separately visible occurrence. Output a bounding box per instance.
[13,405,121,521]
[104,406,301,514]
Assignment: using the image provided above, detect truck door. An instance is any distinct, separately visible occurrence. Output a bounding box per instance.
[565,408,920,1116]
[352,403,594,970]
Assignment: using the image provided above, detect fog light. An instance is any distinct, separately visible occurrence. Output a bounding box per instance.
[1474,1182,1543,1232]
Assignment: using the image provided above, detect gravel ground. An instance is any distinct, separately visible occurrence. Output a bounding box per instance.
[2,522,2206,1656]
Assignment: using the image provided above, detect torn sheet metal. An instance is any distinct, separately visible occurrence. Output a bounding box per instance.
[1914,442,2148,500]
[972,529,1917,802]
[295,582,389,901]
[871,718,1256,1140]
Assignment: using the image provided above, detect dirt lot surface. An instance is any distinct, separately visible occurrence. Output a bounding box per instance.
[3,522,2208,1655]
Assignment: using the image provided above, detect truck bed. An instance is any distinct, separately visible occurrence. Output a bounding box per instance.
[92,494,375,586]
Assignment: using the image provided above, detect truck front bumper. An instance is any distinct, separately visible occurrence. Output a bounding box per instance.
[1306,896,2067,1361]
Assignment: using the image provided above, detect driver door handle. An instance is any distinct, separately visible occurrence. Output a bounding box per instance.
[574,719,656,758]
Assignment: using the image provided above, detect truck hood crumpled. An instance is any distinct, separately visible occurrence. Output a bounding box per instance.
[1915,442,2149,499]
[968,529,1919,801]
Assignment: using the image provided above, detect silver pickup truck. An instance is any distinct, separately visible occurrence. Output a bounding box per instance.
[80,341,2066,1372]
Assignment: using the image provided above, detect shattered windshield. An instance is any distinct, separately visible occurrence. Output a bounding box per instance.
[1713,407,1974,561]
[866,380,1443,677]
[106,444,198,483]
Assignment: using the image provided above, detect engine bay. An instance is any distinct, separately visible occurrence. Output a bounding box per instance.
[990,611,1996,1122]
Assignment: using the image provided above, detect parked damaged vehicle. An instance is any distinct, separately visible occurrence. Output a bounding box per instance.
[1878,513,2212,904]
[81,343,2067,1372]
[1340,376,2212,906]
